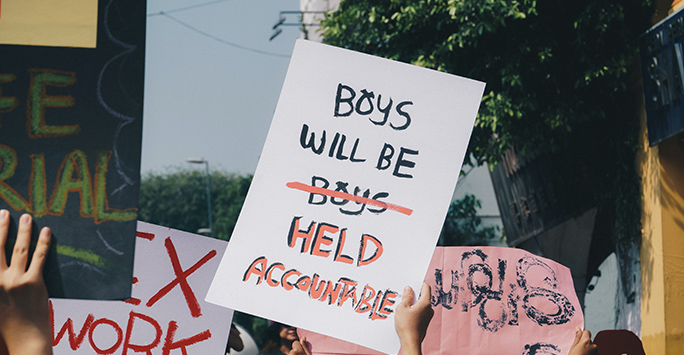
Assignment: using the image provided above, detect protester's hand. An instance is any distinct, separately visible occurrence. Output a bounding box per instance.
[395,282,434,355]
[0,211,53,355]
[569,327,600,355]
[289,337,311,355]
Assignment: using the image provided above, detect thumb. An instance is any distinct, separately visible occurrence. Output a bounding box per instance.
[300,337,311,355]
[291,337,311,355]
[401,286,415,306]
[290,341,304,355]
[416,282,432,306]
[571,327,582,347]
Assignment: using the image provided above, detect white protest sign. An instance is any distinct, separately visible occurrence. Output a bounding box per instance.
[206,39,485,354]
[50,222,233,355]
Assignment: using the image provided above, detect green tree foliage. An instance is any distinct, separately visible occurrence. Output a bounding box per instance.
[321,0,654,243]
[439,194,500,246]
[214,174,252,240]
[321,0,653,164]
[137,168,252,241]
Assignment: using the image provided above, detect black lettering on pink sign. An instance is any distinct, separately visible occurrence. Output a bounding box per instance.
[431,249,575,332]
[430,249,577,349]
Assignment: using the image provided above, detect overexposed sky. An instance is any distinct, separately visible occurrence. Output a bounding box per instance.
[142,0,302,175]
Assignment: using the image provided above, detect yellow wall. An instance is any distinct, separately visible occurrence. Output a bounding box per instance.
[639,5,684,353]
[639,133,684,354]
[638,82,666,355]
[658,138,684,353]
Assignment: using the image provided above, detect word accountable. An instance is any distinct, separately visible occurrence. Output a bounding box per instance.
[242,256,397,321]
[242,216,397,321]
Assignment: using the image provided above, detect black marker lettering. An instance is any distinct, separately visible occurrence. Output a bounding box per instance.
[334,84,355,117]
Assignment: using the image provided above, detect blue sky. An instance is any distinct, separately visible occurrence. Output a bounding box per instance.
[142,0,302,175]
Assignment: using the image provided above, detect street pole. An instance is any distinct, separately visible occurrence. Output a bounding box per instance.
[187,158,214,238]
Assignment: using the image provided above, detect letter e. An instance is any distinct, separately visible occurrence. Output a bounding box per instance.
[393,147,418,179]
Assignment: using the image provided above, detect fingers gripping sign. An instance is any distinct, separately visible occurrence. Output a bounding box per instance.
[289,337,312,355]
[395,282,434,355]
[568,328,600,355]
[0,210,53,355]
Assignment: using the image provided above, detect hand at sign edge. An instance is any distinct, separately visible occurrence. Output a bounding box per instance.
[289,337,312,355]
[395,282,434,355]
[0,210,53,355]
[568,327,600,355]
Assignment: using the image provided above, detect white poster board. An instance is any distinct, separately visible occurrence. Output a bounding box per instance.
[50,222,233,355]
[206,39,485,354]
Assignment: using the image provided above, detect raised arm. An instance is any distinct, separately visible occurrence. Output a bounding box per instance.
[394,282,434,355]
[0,211,53,355]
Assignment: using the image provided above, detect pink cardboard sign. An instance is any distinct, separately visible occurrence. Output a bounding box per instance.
[50,222,234,355]
[298,247,583,355]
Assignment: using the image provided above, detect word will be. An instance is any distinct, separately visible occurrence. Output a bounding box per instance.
[298,82,419,179]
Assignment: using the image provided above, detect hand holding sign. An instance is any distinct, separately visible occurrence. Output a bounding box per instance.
[290,338,313,355]
[568,329,600,355]
[0,210,52,355]
[395,283,434,355]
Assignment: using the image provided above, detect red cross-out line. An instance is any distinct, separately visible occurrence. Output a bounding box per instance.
[285,181,413,216]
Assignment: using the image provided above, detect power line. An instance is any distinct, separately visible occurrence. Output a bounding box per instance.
[147,1,292,58]
[153,12,291,58]
[147,0,233,17]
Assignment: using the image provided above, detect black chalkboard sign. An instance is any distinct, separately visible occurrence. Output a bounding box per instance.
[0,0,145,299]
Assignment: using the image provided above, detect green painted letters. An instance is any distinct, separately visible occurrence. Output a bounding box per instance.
[49,150,93,217]
[28,69,79,138]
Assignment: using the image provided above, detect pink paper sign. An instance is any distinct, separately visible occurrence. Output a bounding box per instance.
[299,246,583,355]
[50,222,234,355]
